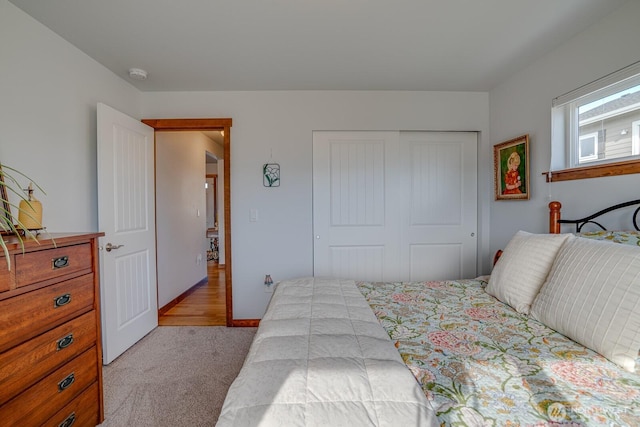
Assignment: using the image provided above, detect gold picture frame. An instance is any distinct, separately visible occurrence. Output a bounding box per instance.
[494,135,530,200]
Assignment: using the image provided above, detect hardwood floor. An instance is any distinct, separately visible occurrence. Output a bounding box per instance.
[158,261,226,326]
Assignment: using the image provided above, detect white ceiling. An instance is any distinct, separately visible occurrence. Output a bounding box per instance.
[9,0,628,92]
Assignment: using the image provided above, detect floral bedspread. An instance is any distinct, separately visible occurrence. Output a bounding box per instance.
[357,279,640,426]
[577,230,640,246]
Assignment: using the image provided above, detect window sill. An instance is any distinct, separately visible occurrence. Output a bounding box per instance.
[543,159,640,182]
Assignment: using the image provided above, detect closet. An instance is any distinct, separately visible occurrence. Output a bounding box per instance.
[313,131,477,281]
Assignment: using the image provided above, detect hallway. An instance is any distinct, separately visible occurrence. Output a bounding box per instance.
[158,262,226,326]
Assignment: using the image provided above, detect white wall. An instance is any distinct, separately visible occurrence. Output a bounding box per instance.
[489,1,640,257]
[0,1,141,232]
[5,0,633,321]
[142,91,490,318]
[156,131,220,308]
[19,0,634,320]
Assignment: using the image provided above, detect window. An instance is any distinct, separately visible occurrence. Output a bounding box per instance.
[575,83,640,166]
[550,61,640,181]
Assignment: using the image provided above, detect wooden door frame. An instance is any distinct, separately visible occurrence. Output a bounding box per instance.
[141,118,236,326]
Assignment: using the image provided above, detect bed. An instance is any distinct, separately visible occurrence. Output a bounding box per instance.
[217,200,640,426]
[216,276,439,426]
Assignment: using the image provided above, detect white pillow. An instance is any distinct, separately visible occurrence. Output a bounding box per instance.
[530,236,640,372]
[486,231,573,314]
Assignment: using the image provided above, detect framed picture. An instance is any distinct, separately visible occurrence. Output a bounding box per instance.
[263,163,280,187]
[494,134,530,200]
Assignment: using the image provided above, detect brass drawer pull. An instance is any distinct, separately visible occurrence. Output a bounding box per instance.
[52,255,70,269]
[58,372,75,392]
[54,293,72,308]
[59,412,76,427]
[56,333,74,351]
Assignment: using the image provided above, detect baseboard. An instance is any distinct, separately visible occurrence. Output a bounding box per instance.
[158,276,208,315]
[231,319,260,327]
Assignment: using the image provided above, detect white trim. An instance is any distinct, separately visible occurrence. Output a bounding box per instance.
[553,61,640,107]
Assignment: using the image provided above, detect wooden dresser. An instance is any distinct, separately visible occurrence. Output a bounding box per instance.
[0,232,104,426]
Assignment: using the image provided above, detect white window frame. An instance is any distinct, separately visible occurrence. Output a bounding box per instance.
[551,61,640,173]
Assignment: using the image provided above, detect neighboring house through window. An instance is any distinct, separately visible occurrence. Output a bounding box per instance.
[578,131,598,163]
[633,119,640,156]
[577,88,640,165]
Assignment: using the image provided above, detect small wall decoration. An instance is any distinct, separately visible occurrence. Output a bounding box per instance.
[263,163,280,187]
[494,134,530,200]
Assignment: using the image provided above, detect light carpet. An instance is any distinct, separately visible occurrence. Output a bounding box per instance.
[99,326,257,427]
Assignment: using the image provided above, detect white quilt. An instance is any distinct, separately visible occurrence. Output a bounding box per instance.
[216,277,437,427]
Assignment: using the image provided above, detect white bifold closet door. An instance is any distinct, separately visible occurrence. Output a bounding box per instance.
[313,131,477,282]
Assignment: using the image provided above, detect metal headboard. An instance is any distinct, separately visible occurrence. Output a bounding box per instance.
[558,199,640,232]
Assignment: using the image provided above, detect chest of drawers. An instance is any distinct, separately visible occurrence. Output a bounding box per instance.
[0,233,104,426]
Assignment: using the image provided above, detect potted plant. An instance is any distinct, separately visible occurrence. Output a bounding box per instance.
[0,164,45,270]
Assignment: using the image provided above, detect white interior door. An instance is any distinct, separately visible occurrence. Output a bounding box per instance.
[313,131,401,281]
[97,103,158,364]
[399,132,477,280]
[313,131,477,282]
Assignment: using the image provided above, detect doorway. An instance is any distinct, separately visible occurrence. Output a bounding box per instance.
[205,171,219,263]
[142,118,235,326]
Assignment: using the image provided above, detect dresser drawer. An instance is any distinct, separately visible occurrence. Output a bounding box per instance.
[0,257,9,292]
[15,243,92,287]
[44,382,100,427]
[0,347,98,427]
[0,310,97,405]
[0,273,95,352]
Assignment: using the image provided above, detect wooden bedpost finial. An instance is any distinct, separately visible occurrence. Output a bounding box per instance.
[549,201,562,234]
